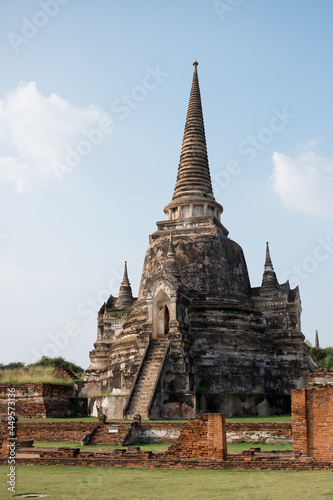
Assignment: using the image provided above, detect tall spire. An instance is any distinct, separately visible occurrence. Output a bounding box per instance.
[117,261,134,309]
[172,60,214,200]
[163,61,224,226]
[261,242,279,289]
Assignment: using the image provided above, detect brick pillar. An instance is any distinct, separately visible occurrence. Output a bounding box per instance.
[291,388,308,457]
[207,413,227,459]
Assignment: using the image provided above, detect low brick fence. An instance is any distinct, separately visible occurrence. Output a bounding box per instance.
[226,422,292,444]
[0,412,331,471]
[16,421,98,443]
[13,421,132,446]
[9,419,292,446]
[131,421,185,443]
[1,446,331,471]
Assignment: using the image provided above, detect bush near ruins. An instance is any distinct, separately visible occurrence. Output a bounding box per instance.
[0,356,84,385]
[308,345,333,371]
[29,356,84,376]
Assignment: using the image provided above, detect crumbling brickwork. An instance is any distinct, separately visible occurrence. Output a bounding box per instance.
[10,420,131,446]
[291,369,333,460]
[4,418,292,447]
[1,444,332,471]
[167,413,227,459]
[0,383,74,418]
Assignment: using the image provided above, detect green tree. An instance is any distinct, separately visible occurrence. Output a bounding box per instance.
[0,361,26,370]
[308,345,333,371]
[28,356,84,376]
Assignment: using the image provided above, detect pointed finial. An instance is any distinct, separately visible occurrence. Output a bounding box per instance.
[193,60,198,73]
[121,261,130,285]
[117,261,133,308]
[261,242,279,289]
[265,242,274,271]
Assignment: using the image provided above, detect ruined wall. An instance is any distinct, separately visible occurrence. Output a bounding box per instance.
[0,384,74,418]
[292,370,333,460]
[16,421,98,443]
[167,413,227,459]
[226,421,291,445]
[3,419,292,446]
[130,421,184,443]
[5,420,131,446]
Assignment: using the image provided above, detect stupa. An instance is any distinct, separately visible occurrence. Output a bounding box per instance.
[81,62,316,418]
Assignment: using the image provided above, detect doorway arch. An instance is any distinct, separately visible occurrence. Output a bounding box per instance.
[152,289,170,339]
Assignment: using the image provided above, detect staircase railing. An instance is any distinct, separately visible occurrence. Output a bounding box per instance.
[146,340,170,417]
[123,340,150,419]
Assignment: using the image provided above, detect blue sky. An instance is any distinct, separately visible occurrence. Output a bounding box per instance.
[0,0,332,368]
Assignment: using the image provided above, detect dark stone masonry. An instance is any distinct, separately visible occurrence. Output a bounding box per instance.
[80,61,316,419]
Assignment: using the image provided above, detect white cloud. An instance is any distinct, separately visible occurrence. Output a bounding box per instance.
[0,81,111,191]
[272,150,333,219]
[0,156,32,192]
[296,137,321,152]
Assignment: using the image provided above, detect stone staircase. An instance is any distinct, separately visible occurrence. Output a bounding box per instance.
[125,339,169,420]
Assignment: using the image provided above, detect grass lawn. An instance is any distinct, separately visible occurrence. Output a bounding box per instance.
[0,366,75,385]
[33,441,292,453]
[226,415,292,423]
[227,442,293,453]
[33,441,171,452]
[0,466,332,500]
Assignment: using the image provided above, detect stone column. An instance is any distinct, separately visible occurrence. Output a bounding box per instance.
[146,299,153,322]
[169,299,177,323]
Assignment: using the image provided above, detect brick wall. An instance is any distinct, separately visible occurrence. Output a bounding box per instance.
[291,370,333,461]
[291,388,307,456]
[15,422,98,443]
[130,421,185,443]
[90,422,131,445]
[1,446,332,471]
[167,413,227,459]
[3,419,292,445]
[131,420,290,445]
[0,383,74,418]
[307,386,333,460]
[226,422,291,437]
[7,421,131,446]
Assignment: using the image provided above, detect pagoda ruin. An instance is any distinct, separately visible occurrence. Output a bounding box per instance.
[81,61,316,419]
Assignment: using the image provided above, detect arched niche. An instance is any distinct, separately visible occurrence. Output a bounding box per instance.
[152,288,171,339]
